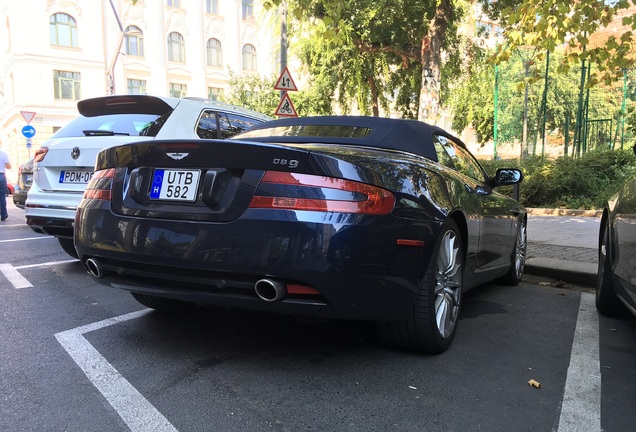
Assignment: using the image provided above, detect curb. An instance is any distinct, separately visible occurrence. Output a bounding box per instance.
[526,208,602,217]
[525,258,597,288]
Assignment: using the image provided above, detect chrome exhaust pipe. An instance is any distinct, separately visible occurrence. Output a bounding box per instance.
[85,258,106,278]
[255,278,287,302]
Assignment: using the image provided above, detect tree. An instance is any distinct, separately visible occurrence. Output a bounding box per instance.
[446,44,594,147]
[220,71,280,116]
[220,70,334,117]
[265,0,468,121]
[489,0,636,86]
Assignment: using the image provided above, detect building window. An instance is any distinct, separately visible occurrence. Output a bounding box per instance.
[206,39,223,67]
[167,0,180,7]
[127,79,146,95]
[124,26,144,57]
[206,0,219,14]
[49,13,78,47]
[208,87,222,101]
[167,32,185,62]
[242,0,254,20]
[242,44,257,72]
[169,83,187,98]
[53,70,80,100]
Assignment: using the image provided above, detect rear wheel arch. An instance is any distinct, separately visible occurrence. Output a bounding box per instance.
[449,211,468,261]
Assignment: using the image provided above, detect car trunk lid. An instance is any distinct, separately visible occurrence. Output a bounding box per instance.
[105,139,314,222]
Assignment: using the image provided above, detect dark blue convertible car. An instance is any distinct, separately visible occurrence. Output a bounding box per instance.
[74,116,526,353]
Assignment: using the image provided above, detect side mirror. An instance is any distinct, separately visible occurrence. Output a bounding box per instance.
[493,168,523,186]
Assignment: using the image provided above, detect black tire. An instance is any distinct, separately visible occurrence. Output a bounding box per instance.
[596,221,622,316]
[378,220,463,353]
[131,292,186,312]
[58,237,79,259]
[500,218,527,286]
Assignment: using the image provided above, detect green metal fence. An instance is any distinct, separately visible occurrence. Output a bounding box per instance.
[494,51,635,158]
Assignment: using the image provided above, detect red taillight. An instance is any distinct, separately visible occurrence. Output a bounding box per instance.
[91,168,116,180]
[83,189,112,200]
[249,171,395,215]
[34,147,49,163]
[83,168,115,200]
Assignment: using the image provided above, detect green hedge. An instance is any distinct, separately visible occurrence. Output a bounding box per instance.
[480,149,636,209]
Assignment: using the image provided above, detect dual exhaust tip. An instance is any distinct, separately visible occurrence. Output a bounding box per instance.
[84,257,288,303]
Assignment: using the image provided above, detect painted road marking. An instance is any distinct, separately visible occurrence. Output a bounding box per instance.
[0,236,54,243]
[0,263,33,288]
[15,259,78,270]
[557,292,601,432]
[0,260,79,288]
[0,222,34,228]
[55,310,179,432]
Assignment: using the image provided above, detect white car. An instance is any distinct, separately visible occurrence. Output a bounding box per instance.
[25,95,271,257]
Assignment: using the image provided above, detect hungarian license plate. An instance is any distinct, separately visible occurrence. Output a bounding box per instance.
[59,170,94,184]
[149,169,200,201]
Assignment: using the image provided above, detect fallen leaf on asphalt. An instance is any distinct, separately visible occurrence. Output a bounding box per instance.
[539,282,551,286]
[528,379,542,389]
[555,282,566,288]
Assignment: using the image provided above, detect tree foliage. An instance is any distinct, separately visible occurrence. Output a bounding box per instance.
[264,0,468,120]
[219,70,334,117]
[488,0,636,86]
[446,43,626,146]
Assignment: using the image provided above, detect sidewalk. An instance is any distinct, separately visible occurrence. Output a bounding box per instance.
[525,209,600,288]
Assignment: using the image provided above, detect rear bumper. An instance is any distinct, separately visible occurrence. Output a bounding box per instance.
[75,204,441,321]
[25,188,83,237]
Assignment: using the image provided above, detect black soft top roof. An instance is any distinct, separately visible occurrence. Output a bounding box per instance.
[234,116,460,161]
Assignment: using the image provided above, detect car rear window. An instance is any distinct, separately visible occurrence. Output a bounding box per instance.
[51,113,166,138]
[238,124,372,139]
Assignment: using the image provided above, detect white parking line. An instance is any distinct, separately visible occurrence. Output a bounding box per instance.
[0,260,80,288]
[557,292,601,432]
[55,310,179,432]
[0,236,54,243]
[15,259,79,270]
[0,222,31,228]
[0,263,33,288]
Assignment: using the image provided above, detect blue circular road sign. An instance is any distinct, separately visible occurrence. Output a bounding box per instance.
[22,125,36,138]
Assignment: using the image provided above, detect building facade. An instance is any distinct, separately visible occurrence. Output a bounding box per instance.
[0,0,277,180]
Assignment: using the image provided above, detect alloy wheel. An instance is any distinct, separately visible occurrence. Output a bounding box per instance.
[514,222,527,278]
[434,230,462,339]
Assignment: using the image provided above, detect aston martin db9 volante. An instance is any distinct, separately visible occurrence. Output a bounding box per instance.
[597,143,636,318]
[74,116,526,353]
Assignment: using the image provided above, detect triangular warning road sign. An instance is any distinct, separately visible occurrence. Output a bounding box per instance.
[274,66,298,92]
[275,93,298,117]
[21,111,36,124]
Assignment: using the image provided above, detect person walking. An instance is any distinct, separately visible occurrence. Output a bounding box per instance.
[0,146,11,221]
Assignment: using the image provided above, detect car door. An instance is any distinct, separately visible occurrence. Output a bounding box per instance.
[434,135,515,273]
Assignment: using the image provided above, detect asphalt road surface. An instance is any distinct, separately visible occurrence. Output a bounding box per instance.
[1,203,635,432]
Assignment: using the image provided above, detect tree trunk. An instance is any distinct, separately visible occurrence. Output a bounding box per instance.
[418,0,453,124]
[368,75,380,117]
